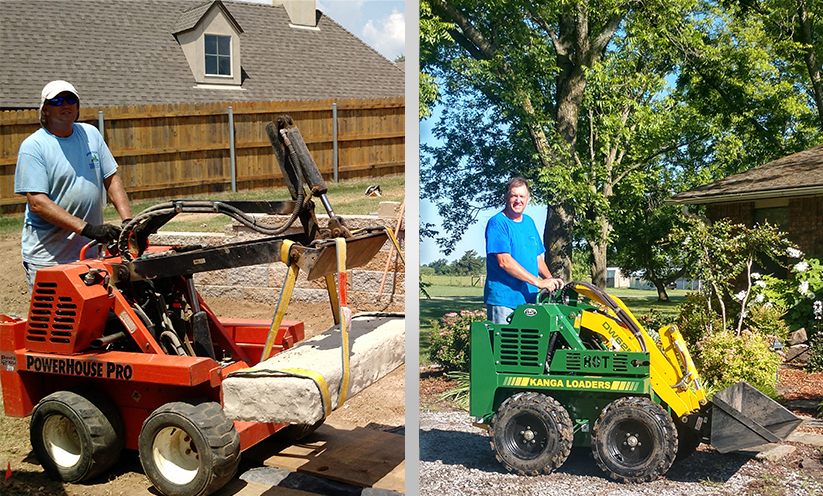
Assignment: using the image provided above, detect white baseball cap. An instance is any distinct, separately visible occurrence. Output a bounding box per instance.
[39,80,80,118]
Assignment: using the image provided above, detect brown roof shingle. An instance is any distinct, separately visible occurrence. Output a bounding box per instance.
[668,145,823,205]
[0,0,404,109]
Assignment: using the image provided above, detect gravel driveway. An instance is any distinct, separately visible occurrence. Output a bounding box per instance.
[419,410,823,496]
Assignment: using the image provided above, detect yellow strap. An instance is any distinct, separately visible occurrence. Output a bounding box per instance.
[278,367,332,417]
[335,238,352,407]
[261,246,299,361]
[280,239,295,264]
[325,274,341,325]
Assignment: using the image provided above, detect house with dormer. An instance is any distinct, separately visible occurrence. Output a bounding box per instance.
[0,0,404,109]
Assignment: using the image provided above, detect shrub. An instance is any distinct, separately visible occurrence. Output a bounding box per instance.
[807,320,823,373]
[744,303,791,345]
[636,306,667,342]
[695,330,780,399]
[676,293,723,350]
[428,309,487,372]
[753,258,823,331]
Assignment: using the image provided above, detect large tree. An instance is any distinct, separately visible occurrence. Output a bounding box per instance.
[421,0,699,285]
[423,0,823,289]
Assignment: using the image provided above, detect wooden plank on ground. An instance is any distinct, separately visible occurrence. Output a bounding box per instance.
[243,420,404,492]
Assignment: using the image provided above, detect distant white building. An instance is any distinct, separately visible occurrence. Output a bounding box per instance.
[607,269,702,291]
[606,267,631,288]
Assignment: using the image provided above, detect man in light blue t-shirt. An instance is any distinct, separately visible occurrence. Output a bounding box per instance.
[484,177,564,324]
[14,80,133,292]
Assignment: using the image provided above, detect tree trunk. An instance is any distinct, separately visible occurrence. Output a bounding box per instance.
[589,183,613,288]
[652,279,670,302]
[590,241,607,288]
[545,203,574,282]
[798,0,823,129]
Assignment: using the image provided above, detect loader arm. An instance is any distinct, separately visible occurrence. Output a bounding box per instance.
[568,282,707,417]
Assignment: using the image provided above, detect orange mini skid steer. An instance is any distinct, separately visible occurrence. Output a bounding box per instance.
[0,116,392,496]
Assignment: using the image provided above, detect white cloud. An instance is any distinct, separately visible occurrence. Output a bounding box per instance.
[361,8,405,60]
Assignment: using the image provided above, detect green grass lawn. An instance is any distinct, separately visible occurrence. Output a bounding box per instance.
[419,287,689,365]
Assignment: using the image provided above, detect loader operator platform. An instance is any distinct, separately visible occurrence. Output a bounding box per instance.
[484,177,563,325]
[14,80,132,292]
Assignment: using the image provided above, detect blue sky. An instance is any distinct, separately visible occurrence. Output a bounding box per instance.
[242,0,406,61]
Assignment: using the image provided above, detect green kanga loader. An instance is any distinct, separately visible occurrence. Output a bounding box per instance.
[470,282,803,482]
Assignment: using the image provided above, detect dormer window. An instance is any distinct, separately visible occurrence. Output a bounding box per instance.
[174,0,244,87]
[205,35,231,76]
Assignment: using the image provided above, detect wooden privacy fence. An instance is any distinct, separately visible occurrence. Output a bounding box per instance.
[0,97,404,212]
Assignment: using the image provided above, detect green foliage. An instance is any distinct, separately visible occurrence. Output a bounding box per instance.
[422,251,486,276]
[428,309,487,372]
[807,340,823,373]
[610,183,691,301]
[743,303,791,346]
[753,257,823,331]
[807,317,823,373]
[696,330,781,398]
[672,217,793,334]
[437,371,470,411]
[636,306,668,341]
[420,280,432,299]
[571,246,593,283]
[676,292,723,349]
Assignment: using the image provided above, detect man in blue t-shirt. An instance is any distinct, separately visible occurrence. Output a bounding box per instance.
[15,80,133,292]
[484,177,563,324]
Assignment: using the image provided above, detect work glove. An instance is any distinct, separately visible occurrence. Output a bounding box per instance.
[81,223,121,243]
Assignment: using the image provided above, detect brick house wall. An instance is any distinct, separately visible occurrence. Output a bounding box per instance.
[706,197,823,257]
[706,202,754,227]
[788,197,823,256]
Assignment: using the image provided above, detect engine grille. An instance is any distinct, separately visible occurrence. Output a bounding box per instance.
[26,282,78,345]
[495,327,542,370]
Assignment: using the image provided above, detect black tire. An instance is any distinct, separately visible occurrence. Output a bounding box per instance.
[138,401,240,496]
[591,396,677,483]
[275,418,325,442]
[30,390,124,482]
[489,392,573,475]
[674,417,701,461]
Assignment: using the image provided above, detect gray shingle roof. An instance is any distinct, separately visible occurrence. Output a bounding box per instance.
[174,1,220,34]
[0,0,404,109]
[668,145,823,205]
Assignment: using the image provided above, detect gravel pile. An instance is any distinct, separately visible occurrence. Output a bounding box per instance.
[419,411,823,496]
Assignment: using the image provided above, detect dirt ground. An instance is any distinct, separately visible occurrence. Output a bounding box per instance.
[0,233,405,496]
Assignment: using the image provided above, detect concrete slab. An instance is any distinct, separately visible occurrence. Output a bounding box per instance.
[222,314,404,425]
[130,478,322,496]
[755,444,796,461]
[788,431,823,447]
[212,479,320,496]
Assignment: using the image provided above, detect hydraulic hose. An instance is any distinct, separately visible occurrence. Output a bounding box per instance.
[117,156,307,261]
[560,281,648,353]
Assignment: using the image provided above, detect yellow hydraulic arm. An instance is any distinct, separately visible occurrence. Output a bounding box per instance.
[569,283,708,418]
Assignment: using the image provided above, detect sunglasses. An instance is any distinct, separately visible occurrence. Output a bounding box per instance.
[45,96,78,106]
